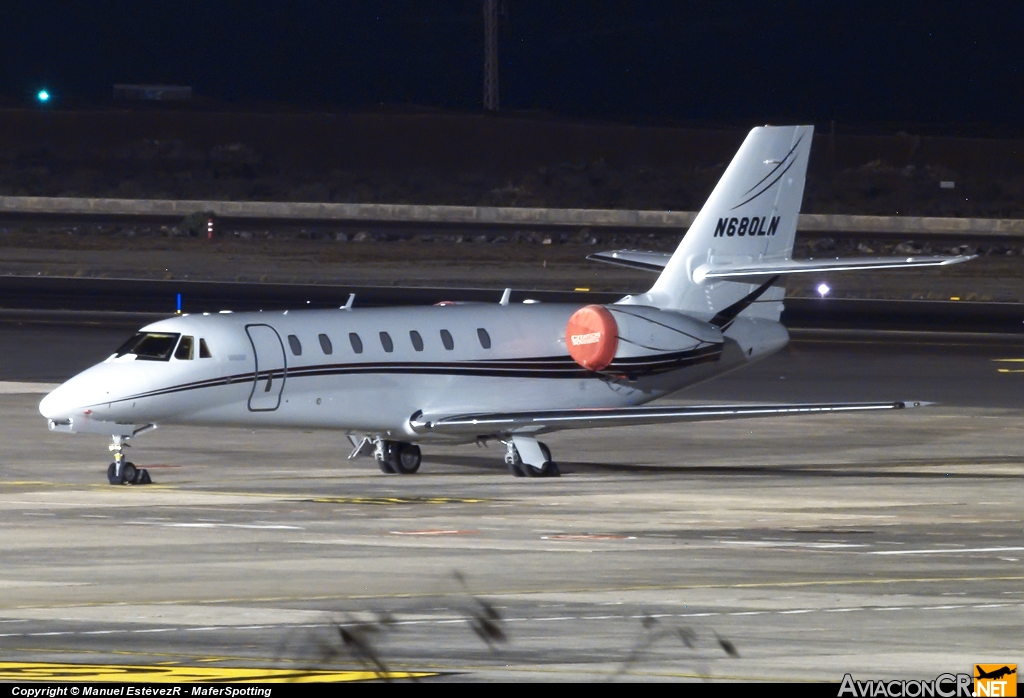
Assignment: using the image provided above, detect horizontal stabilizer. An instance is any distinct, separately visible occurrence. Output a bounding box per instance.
[587,250,672,272]
[588,249,975,281]
[693,255,975,282]
[409,401,927,436]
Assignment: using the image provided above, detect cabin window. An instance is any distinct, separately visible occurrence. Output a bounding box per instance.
[410,330,424,352]
[349,333,363,354]
[379,331,394,353]
[318,333,333,355]
[114,332,180,361]
[477,328,492,349]
[288,334,302,356]
[174,335,194,360]
[199,338,212,358]
[440,329,454,351]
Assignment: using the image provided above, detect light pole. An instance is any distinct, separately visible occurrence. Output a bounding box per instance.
[483,0,499,111]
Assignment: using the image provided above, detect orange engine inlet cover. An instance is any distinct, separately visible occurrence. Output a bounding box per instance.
[566,305,618,371]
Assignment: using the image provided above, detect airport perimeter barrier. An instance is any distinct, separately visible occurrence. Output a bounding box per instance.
[2,195,1024,237]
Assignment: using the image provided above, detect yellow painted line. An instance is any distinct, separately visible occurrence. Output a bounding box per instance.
[997,368,1024,373]
[993,358,1024,362]
[0,662,435,682]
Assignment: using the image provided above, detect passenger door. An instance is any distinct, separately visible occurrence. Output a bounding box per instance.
[246,324,286,411]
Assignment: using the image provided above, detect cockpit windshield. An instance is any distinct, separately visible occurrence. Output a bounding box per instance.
[114,332,181,361]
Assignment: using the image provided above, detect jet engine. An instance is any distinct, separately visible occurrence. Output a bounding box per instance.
[565,304,724,375]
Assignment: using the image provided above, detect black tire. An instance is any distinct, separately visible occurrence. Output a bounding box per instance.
[394,444,421,474]
[523,461,560,477]
[107,462,120,485]
[377,441,397,473]
[539,442,552,462]
[507,456,526,477]
[122,462,137,484]
[522,443,559,477]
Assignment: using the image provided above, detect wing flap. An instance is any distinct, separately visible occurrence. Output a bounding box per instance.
[409,401,926,436]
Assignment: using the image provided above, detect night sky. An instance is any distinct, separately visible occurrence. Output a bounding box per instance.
[3,2,1022,131]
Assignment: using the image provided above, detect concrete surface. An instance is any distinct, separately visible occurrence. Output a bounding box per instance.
[0,330,1020,681]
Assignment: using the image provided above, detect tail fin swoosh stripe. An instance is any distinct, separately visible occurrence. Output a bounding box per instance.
[730,154,800,210]
[740,133,805,197]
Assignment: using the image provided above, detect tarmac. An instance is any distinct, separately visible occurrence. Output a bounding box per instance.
[0,330,1021,681]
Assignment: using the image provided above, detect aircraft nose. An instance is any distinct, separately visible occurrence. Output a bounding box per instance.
[39,383,75,421]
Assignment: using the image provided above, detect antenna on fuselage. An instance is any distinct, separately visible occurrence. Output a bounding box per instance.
[499,288,511,306]
[343,293,356,310]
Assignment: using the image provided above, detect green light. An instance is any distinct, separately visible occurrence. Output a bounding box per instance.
[37,90,50,103]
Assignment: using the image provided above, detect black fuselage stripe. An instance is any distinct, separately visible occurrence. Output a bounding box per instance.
[100,346,724,406]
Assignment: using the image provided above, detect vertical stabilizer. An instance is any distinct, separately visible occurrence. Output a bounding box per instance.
[623,125,813,321]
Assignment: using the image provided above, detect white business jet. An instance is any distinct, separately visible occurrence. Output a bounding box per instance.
[39,125,970,483]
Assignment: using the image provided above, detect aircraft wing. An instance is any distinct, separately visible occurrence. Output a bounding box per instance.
[587,249,975,280]
[409,400,925,436]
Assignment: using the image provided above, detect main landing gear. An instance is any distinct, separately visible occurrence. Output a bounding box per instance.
[505,440,560,478]
[373,439,422,475]
[106,435,151,485]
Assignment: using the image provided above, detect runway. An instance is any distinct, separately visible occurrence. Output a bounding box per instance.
[0,327,1022,681]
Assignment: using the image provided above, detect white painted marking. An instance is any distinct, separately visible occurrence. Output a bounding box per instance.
[870,546,1024,556]
[719,540,866,549]
[125,522,302,530]
[0,381,60,394]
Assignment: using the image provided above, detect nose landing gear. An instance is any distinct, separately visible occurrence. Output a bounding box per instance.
[106,435,151,485]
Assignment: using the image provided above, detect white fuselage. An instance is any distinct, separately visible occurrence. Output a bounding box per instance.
[39,303,789,442]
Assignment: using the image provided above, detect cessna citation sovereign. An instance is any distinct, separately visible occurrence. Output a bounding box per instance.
[40,125,970,483]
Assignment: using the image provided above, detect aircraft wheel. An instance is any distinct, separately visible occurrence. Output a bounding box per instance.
[507,457,526,477]
[522,443,560,478]
[522,461,559,477]
[539,442,552,462]
[377,441,398,474]
[121,462,137,485]
[393,444,421,474]
[106,463,120,485]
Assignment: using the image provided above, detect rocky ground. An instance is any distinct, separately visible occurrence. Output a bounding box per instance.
[1,221,1021,302]
[3,110,1024,217]
[1,110,1022,301]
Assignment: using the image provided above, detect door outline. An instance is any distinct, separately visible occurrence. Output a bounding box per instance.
[246,324,287,412]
